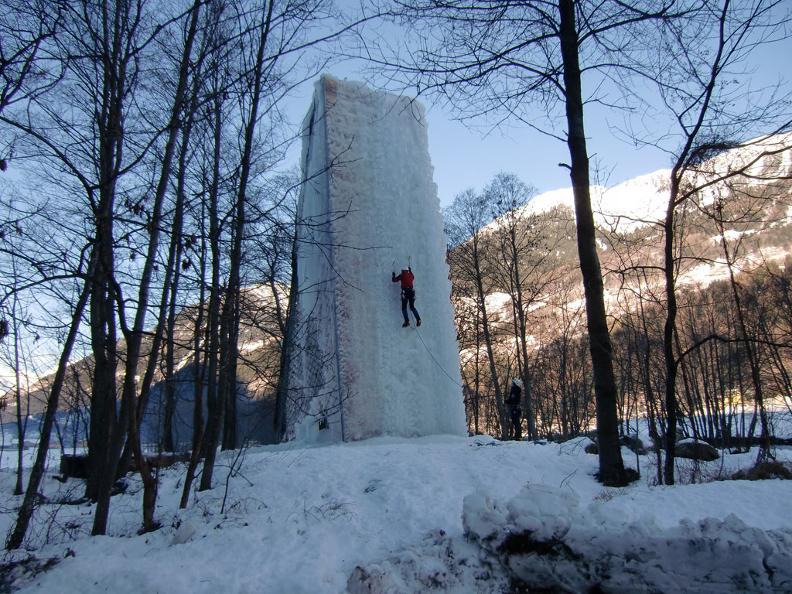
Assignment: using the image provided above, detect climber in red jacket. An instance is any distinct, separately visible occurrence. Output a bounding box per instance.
[392,267,421,328]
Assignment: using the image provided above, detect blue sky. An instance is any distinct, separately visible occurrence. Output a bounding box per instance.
[425,36,791,208]
[423,106,654,207]
[284,13,792,209]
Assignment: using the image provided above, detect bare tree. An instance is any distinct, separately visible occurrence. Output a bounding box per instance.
[115,0,204,534]
[200,0,278,489]
[634,0,792,483]
[0,0,62,117]
[361,0,700,483]
[445,188,509,438]
[5,279,90,549]
[485,173,567,440]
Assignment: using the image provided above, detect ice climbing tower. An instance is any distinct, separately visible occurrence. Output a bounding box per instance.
[279,75,466,442]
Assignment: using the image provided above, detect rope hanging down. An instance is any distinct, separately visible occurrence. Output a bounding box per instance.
[415,327,462,388]
[393,252,458,387]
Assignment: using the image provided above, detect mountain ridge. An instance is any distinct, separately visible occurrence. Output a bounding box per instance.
[516,132,792,234]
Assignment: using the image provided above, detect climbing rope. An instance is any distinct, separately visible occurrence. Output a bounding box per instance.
[415,327,463,388]
[391,253,458,386]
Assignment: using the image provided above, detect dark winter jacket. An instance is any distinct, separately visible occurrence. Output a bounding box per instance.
[507,384,521,407]
[392,269,414,289]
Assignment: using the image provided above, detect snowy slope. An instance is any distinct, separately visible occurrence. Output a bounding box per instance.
[2,436,791,593]
[519,169,671,233]
[520,169,670,232]
[518,132,791,233]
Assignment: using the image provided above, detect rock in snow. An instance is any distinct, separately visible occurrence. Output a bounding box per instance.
[170,521,196,546]
[676,439,720,461]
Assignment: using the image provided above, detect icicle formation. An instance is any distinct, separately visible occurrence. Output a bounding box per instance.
[281,75,466,442]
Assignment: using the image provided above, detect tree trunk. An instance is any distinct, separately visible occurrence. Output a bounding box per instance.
[558,0,627,486]
[93,0,202,534]
[87,0,133,527]
[509,224,536,439]
[198,89,227,491]
[6,281,91,550]
[180,184,210,508]
[11,291,25,496]
[662,191,679,484]
[217,0,274,456]
[274,221,300,442]
[720,231,773,462]
[473,236,507,438]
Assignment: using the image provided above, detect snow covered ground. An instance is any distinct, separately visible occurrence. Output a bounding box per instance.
[1,435,791,593]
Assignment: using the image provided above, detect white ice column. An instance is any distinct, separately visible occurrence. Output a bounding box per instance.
[284,75,466,442]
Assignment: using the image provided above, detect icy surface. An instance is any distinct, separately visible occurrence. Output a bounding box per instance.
[285,76,465,442]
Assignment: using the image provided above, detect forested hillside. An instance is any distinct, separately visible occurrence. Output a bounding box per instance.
[7,137,792,462]
[447,137,792,470]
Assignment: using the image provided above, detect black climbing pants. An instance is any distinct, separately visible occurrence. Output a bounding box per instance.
[510,406,522,440]
[401,288,420,323]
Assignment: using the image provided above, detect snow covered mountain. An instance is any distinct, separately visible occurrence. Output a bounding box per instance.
[521,132,792,235]
[530,134,788,279]
[451,133,792,369]
[520,168,671,233]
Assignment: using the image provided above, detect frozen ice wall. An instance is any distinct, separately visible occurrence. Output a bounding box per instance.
[282,75,466,442]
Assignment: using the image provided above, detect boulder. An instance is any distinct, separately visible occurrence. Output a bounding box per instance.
[584,436,646,456]
[732,461,792,481]
[619,435,647,455]
[675,439,719,461]
[60,454,90,479]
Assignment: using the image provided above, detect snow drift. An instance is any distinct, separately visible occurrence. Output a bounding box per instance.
[349,482,792,593]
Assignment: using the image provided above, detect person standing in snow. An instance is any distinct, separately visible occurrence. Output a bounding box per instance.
[392,267,421,328]
[507,379,523,440]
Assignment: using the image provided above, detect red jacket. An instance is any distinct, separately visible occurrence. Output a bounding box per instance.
[392,269,414,289]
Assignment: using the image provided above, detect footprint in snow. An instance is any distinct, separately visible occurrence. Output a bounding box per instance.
[364,479,383,493]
